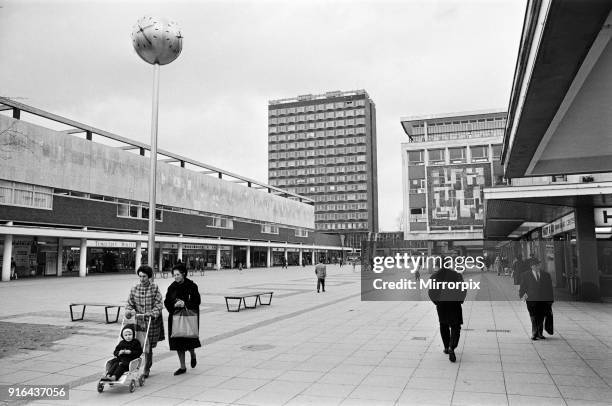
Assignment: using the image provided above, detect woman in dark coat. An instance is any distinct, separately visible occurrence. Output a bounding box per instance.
[164,263,201,376]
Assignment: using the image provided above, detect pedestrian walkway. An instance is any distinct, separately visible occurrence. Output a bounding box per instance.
[0,266,611,405]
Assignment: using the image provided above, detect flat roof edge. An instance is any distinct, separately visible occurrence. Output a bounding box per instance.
[400,109,507,123]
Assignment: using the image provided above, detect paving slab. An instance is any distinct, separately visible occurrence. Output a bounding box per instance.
[1,266,612,406]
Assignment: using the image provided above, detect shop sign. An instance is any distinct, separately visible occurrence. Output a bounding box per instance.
[182,244,217,250]
[88,241,136,248]
[594,208,612,227]
[542,213,575,239]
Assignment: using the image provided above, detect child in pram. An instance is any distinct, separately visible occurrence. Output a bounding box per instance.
[102,325,143,381]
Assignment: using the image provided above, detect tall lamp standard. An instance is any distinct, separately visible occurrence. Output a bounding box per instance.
[131,17,183,272]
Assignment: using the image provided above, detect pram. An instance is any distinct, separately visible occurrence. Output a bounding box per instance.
[97,314,151,393]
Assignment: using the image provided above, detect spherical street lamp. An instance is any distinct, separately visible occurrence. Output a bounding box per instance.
[132,16,183,65]
[132,16,183,273]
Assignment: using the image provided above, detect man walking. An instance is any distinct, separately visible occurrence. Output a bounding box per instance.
[512,254,529,292]
[315,259,327,293]
[519,257,554,340]
[428,263,467,363]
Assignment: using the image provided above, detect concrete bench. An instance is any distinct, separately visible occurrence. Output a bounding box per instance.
[69,302,122,323]
[224,291,273,312]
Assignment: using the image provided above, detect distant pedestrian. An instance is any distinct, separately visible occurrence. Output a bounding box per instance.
[164,263,201,376]
[315,260,327,293]
[519,258,554,340]
[10,257,17,280]
[494,256,502,276]
[238,262,243,271]
[125,265,165,378]
[428,263,467,363]
[414,267,421,281]
[512,254,529,291]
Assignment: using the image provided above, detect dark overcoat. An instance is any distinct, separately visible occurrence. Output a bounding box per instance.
[519,270,554,317]
[164,278,202,351]
[113,338,143,364]
[428,267,466,325]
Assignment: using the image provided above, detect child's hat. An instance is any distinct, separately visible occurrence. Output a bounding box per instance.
[121,324,136,339]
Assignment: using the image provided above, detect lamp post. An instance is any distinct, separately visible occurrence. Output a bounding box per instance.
[131,16,183,271]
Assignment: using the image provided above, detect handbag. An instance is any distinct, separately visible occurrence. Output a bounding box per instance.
[171,308,198,338]
[544,307,554,335]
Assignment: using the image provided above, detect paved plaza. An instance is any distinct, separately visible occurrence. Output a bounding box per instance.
[1,266,612,406]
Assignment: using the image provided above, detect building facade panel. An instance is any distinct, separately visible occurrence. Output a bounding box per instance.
[0,115,313,229]
[401,111,506,243]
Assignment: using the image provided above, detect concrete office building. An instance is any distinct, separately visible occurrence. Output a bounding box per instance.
[0,98,348,281]
[267,90,379,249]
[400,111,506,255]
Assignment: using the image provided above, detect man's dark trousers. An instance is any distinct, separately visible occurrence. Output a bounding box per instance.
[527,301,549,337]
[439,323,461,350]
[317,278,325,292]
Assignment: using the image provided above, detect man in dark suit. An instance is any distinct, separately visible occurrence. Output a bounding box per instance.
[519,257,554,340]
[428,263,467,363]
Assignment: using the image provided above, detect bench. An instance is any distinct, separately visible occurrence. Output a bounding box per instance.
[69,303,122,323]
[224,291,273,312]
[154,269,170,279]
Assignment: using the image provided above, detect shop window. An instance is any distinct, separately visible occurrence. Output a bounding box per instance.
[470,145,489,162]
[261,224,279,234]
[428,149,445,164]
[295,229,309,238]
[408,150,424,165]
[0,180,53,210]
[449,147,466,163]
[492,144,502,160]
[210,217,233,229]
[118,202,161,221]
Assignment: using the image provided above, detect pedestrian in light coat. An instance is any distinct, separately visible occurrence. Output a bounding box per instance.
[315,260,327,293]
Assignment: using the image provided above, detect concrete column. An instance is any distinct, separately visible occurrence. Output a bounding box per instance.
[246,245,251,269]
[158,243,163,272]
[230,248,235,269]
[178,241,183,262]
[575,204,599,301]
[266,246,271,268]
[2,226,13,282]
[312,249,316,264]
[57,238,63,277]
[135,241,142,272]
[216,245,221,270]
[299,249,303,266]
[284,248,288,265]
[79,238,87,277]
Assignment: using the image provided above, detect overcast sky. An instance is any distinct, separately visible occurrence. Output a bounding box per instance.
[0,0,526,230]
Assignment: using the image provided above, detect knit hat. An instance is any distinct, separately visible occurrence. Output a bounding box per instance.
[121,325,136,340]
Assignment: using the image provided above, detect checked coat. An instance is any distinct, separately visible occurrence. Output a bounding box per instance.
[126,281,165,349]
